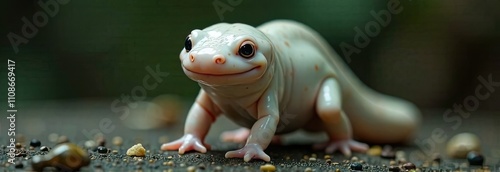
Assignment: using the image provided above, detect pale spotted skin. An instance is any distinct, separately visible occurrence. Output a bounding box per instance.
[161,20,420,162]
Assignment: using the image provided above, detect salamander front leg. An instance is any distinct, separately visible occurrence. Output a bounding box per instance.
[225,90,279,162]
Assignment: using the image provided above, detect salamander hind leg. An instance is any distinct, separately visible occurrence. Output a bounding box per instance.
[313,78,368,156]
[220,128,251,143]
[221,127,282,144]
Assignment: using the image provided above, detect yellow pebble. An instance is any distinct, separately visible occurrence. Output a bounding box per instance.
[260,164,276,172]
[395,151,405,159]
[324,155,331,159]
[366,145,382,156]
[112,136,123,146]
[304,167,313,172]
[126,143,146,157]
[187,166,196,172]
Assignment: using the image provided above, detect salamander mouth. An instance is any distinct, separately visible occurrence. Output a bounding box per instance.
[183,65,261,76]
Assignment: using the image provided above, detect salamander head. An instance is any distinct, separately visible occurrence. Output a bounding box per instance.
[179,23,273,86]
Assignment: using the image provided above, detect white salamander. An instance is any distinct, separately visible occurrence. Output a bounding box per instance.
[161,20,420,162]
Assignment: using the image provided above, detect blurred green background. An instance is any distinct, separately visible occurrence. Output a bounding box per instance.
[1,0,499,110]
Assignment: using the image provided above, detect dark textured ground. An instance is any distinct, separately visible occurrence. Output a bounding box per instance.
[1,99,500,171]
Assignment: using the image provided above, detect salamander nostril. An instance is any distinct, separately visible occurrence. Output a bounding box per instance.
[214,55,226,64]
[189,54,195,62]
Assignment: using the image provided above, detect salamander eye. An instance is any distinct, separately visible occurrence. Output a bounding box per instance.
[239,41,255,58]
[184,36,192,52]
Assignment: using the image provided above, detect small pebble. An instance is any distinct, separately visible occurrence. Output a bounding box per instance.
[187,166,196,172]
[15,142,22,148]
[395,151,405,159]
[431,153,441,163]
[57,135,69,144]
[112,136,123,146]
[402,162,416,170]
[467,151,484,166]
[16,134,26,144]
[325,159,332,164]
[388,166,400,172]
[260,164,276,172]
[309,157,316,161]
[135,159,144,166]
[198,163,206,170]
[96,135,106,147]
[350,162,363,170]
[324,155,331,159]
[381,145,395,159]
[48,133,59,143]
[460,162,469,168]
[351,156,359,162]
[126,143,146,157]
[15,161,23,168]
[15,149,27,157]
[40,146,51,152]
[304,167,313,172]
[366,145,382,156]
[84,140,96,148]
[214,166,223,171]
[421,161,429,167]
[31,143,90,171]
[431,161,439,167]
[446,132,481,158]
[97,146,108,154]
[397,158,407,164]
[30,139,41,148]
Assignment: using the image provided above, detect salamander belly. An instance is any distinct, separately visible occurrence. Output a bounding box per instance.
[276,41,334,134]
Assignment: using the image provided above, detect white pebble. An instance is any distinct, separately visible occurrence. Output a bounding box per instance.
[446,132,481,158]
